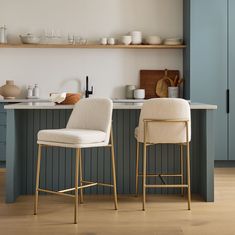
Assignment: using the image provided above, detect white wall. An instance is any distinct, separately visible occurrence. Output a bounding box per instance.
[0,0,183,98]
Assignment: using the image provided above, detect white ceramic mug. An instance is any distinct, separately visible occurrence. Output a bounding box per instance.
[101,37,107,45]
[134,89,145,99]
[108,38,115,45]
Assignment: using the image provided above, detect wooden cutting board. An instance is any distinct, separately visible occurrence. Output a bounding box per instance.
[140,70,180,99]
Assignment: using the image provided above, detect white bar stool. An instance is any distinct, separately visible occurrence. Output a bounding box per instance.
[135,98,191,211]
[34,98,118,224]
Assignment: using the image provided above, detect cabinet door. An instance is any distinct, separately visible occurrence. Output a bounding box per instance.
[189,0,228,160]
[229,0,235,160]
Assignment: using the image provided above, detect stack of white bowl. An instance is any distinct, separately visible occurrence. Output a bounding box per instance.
[130,31,142,45]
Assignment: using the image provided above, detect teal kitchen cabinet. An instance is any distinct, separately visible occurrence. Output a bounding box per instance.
[184,0,228,160]
[229,0,235,160]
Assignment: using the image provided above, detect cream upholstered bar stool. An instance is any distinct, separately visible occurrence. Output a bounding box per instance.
[135,98,191,211]
[34,98,118,224]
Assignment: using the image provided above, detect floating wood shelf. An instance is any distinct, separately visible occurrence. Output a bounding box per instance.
[0,43,186,49]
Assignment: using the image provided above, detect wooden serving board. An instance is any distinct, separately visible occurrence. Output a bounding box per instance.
[140,70,180,99]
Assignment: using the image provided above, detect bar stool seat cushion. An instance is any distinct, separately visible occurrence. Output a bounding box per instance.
[38,129,106,145]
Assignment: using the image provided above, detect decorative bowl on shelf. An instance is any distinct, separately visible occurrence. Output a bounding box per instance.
[19,33,41,44]
[145,35,162,45]
[120,36,132,45]
[164,38,183,45]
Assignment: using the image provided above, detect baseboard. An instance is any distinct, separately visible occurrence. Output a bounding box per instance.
[215,160,235,168]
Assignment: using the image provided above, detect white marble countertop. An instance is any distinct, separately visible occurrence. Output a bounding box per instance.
[4,101,217,110]
[0,98,49,103]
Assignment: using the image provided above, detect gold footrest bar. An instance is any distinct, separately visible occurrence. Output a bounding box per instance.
[145,184,188,188]
[59,187,76,193]
[37,188,75,198]
[79,183,98,189]
[59,183,98,193]
[82,180,114,188]
[138,174,183,177]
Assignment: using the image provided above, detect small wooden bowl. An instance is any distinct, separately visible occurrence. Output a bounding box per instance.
[58,93,81,105]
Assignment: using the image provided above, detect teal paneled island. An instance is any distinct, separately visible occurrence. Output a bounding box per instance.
[4,102,217,203]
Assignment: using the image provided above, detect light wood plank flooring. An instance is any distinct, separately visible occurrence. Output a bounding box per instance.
[0,168,235,235]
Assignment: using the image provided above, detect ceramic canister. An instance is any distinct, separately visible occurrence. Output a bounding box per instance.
[134,89,145,99]
[126,85,136,99]
[168,87,179,98]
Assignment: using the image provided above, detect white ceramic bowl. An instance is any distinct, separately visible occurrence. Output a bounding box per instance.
[164,38,183,45]
[19,34,41,44]
[134,89,145,99]
[145,35,162,45]
[121,36,132,45]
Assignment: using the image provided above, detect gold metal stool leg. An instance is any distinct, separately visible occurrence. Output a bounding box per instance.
[79,149,84,204]
[187,142,191,210]
[180,145,184,196]
[111,128,118,210]
[74,148,80,224]
[135,141,140,196]
[34,144,42,215]
[142,123,147,211]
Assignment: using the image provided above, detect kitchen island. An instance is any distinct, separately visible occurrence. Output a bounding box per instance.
[4,101,217,203]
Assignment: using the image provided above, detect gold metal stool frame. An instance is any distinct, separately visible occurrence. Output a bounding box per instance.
[34,129,118,224]
[135,119,191,211]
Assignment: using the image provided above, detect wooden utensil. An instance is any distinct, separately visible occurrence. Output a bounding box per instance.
[177,78,184,86]
[173,75,179,87]
[156,70,174,97]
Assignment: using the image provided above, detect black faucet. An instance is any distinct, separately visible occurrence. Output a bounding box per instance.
[85,76,93,98]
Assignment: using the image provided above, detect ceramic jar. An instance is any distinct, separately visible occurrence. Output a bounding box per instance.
[126,85,136,99]
[0,80,20,99]
[134,89,145,99]
[168,87,179,98]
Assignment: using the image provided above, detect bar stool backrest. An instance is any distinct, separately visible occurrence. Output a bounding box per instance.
[138,98,191,144]
[67,98,113,144]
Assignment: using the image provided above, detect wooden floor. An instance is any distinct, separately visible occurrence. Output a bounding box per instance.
[0,168,235,235]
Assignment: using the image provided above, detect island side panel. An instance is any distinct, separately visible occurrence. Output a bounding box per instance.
[6,110,22,203]
[199,110,215,202]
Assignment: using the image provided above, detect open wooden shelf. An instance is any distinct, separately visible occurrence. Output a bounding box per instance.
[0,43,186,49]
